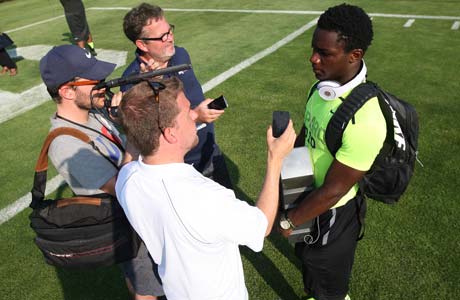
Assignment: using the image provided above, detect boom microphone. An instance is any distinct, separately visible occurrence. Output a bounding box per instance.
[93,63,192,90]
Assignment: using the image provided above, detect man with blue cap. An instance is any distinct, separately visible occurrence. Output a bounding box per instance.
[39,44,164,299]
[40,44,125,197]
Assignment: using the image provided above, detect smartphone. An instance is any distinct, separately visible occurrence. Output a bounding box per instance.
[272,111,290,138]
[208,95,228,110]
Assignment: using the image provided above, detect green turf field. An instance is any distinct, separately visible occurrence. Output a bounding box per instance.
[1,0,459,299]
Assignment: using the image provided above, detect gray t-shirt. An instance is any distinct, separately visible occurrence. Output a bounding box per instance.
[49,112,125,195]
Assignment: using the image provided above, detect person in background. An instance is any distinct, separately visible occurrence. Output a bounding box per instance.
[122,3,232,188]
[0,32,17,76]
[59,0,97,55]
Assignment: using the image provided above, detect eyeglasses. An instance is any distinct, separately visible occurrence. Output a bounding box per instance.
[63,79,101,87]
[139,25,175,42]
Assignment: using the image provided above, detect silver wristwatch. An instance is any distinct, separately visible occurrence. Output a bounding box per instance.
[279,211,296,230]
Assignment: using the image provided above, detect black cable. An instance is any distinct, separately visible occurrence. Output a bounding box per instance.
[55,113,124,152]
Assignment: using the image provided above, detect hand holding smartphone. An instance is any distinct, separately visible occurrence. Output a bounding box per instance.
[208,95,228,110]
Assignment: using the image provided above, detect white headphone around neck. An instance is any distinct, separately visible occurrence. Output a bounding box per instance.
[317,61,367,101]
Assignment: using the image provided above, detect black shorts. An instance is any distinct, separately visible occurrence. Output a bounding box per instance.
[295,197,365,300]
[119,241,164,296]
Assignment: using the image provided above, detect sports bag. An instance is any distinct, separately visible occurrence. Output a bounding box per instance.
[29,127,140,269]
[324,81,420,204]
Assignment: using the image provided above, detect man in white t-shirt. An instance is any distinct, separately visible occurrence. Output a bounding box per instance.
[116,77,296,300]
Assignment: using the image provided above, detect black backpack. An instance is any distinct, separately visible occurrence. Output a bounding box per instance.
[29,127,140,269]
[320,81,420,204]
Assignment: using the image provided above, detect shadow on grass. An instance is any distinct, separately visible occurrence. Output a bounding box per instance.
[56,266,129,300]
[225,154,303,300]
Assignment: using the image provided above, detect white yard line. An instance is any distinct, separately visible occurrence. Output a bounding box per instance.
[0,83,50,124]
[3,8,459,34]
[202,19,317,92]
[91,7,460,21]
[4,15,65,34]
[368,12,459,20]
[0,175,65,225]
[452,21,460,30]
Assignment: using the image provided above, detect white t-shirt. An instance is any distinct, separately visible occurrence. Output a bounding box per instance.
[116,161,268,300]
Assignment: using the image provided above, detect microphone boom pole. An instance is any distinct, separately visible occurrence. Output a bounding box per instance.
[94,63,192,90]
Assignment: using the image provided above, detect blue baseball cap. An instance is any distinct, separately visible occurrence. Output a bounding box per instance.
[39,45,116,88]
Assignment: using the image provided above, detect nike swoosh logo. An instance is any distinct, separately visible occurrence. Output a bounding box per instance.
[85,50,91,58]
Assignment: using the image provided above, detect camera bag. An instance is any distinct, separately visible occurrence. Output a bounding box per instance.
[29,127,140,269]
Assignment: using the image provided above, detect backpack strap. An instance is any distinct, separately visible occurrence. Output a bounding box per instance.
[323,82,380,241]
[307,81,319,101]
[30,127,119,209]
[297,82,320,147]
[354,193,366,241]
[325,82,380,156]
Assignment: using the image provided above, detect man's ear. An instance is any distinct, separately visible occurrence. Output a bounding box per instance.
[162,127,177,144]
[58,85,76,101]
[349,48,364,63]
[135,39,148,53]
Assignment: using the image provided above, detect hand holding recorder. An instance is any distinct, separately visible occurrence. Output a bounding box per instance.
[267,111,296,161]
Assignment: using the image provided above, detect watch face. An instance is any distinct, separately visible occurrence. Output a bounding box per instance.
[280,219,291,230]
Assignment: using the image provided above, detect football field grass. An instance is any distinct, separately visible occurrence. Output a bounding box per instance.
[0,0,459,299]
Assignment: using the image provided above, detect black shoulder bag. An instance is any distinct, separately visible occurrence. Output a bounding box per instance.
[29,127,140,269]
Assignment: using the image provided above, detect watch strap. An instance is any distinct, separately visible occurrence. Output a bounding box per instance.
[284,210,296,229]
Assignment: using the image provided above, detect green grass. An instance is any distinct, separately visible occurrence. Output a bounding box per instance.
[1,0,459,299]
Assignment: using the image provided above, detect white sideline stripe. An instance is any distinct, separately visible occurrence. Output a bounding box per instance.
[202,19,317,92]
[0,19,317,224]
[404,19,415,27]
[0,83,50,124]
[452,21,460,30]
[369,13,459,20]
[90,7,324,14]
[4,15,65,34]
[0,175,65,225]
[3,7,460,33]
[89,7,460,21]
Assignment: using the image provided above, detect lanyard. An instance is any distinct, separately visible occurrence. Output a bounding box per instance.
[55,114,125,152]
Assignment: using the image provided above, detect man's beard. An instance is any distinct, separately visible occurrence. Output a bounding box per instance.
[75,89,103,110]
[157,45,176,63]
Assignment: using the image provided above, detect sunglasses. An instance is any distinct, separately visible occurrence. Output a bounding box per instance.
[63,79,101,87]
[147,81,166,134]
